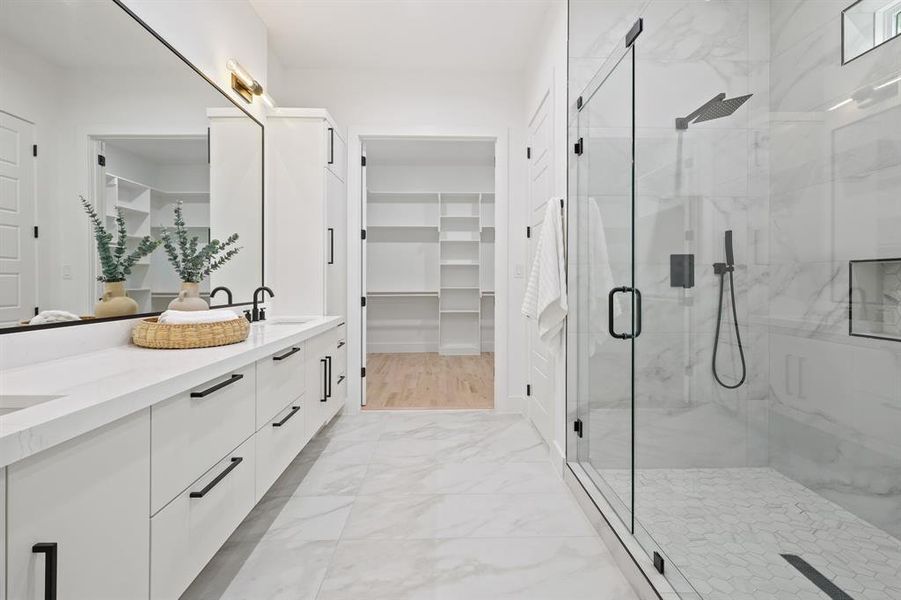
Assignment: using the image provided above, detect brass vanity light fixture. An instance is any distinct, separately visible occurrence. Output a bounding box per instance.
[227,58,274,106]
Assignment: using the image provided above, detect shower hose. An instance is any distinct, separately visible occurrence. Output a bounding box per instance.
[712,268,747,389]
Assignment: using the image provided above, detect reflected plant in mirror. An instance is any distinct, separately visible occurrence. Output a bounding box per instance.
[81,196,159,319]
[160,201,242,312]
[843,0,901,62]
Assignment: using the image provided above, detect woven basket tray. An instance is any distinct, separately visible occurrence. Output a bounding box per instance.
[132,316,250,349]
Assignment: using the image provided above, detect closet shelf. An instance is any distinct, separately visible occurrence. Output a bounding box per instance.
[440,260,479,266]
[441,286,480,290]
[440,309,479,314]
[368,291,439,297]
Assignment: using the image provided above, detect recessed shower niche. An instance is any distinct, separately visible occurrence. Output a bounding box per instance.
[850,258,901,341]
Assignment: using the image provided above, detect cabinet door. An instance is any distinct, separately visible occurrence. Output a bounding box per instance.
[7,410,150,600]
[325,169,347,318]
[324,122,346,180]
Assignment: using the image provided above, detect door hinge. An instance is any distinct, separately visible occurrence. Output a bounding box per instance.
[526,384,531,397]
[361,367,367,377]
[33,226,39,238]
[361,156,367,167]
[526,226,531,238]
[34,306,39,317]
[576,96,583,110]
[573,419,583,438]
[653,552,665,574]
[97,154,106,166]
[526,147,531,159]
[361,229,367,240]
[361,296,367,307]
[574,138,584,156]
[32,144,37,157]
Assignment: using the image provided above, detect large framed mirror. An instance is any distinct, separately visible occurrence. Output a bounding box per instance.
[0,0,264,333]
[843,0,901,63]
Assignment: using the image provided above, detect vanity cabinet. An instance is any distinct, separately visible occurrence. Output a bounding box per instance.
[6,409,150,600]
[268,109,348,320]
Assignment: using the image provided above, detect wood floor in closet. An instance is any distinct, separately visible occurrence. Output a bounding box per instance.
[365,352,494,410]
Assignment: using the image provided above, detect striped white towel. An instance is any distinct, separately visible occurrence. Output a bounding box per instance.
[521,199,567,354]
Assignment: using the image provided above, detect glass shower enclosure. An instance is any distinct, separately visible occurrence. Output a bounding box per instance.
[568,2,901,599]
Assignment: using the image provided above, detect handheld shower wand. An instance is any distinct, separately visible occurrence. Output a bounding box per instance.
[712,230,747,389]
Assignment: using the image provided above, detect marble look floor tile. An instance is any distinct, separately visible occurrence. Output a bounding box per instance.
[372,424,547,465]
[316,537,638,600]
[183,538,335,600]
[379,411,525,441]
[319,413,386,441]
[359,461,566,496]
[229,495,354,543]
[342,493,595,540]
[297,438,379,464]
[267,459,369,497]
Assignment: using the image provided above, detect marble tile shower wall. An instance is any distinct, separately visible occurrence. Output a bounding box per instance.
[767,0,901,540]
[570,0,772,470]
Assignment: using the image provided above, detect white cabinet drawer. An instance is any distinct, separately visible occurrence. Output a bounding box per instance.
[151,365,255,515]
[151,436,255,600]
[256,343,305,427]
[255,399,308,498]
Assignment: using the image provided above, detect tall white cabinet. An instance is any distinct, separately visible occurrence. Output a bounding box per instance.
[268,109,348,319]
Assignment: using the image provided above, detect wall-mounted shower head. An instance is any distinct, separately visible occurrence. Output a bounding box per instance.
[676,93,753,130]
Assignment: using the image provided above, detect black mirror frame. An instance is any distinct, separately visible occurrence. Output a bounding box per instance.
[842,0,901,64]
[1,0,265,335]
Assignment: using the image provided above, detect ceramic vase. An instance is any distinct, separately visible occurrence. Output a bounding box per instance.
[95,281,139,318]
[168,282,209,311]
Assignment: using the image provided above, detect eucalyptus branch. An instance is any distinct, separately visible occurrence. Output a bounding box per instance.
[160,201,242,283]
[80,195,159,282]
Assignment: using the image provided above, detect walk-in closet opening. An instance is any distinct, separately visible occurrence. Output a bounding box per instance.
[361,138,495,410]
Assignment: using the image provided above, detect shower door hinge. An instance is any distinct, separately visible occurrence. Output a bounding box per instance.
[573,419,583,438]
[34,306,39,317]
[33,144,38,157]
[361,296,367,307]
[361,155,367,167]
[576,96,583,110]
[653,552,665,574]
[526,226,531,238]
[574,138,583,156]
[97,154,106,166]
[361,367,366,378]
[526,147,531,159]
[33,226,39,239]
[361,229,367,240]
[526,384,531,397]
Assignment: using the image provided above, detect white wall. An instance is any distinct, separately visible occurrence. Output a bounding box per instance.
[270,66,530,413]
[122,0,269,121]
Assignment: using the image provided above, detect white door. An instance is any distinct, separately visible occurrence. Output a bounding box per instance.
[360,145,368,406]
[526,91,554,443]
[0,111,36,327]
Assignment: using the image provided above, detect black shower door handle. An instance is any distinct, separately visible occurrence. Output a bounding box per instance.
[32,543,57,600]
[608,286,642,340]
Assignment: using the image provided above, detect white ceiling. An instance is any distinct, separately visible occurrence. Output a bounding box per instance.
[365,138,494,166]
[103,137,209,166]
[251,0,553,71]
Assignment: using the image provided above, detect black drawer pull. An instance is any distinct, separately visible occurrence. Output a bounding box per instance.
[32,543,57,600]
[191,374,243,398]
[337,340,346,349]
[273,406,301,427]
[320,358,328,402]
[190,457,243,498]
[337,375,346,385]
[273,347,301,361]
[325,355,332,398]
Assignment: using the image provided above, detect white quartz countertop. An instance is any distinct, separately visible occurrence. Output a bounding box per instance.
[0,316,342,468]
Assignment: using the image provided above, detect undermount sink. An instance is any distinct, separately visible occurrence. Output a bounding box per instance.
[0,394,64,416]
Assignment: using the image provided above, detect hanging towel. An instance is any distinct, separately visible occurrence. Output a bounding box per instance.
[158,309,240,325]
[521,199,568,354]
[587,198,620,356]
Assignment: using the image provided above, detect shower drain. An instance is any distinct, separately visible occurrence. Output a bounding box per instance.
[780,554,855,600]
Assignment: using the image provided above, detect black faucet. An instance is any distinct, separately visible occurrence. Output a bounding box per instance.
[250,286,274,322]
[210,286,233,306]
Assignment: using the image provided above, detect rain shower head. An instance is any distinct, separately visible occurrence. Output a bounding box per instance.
[675,93,753,130]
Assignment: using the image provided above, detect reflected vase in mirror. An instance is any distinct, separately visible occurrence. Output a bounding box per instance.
[96,281,139,318]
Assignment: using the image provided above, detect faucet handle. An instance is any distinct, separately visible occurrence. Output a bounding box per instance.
[244,310,252,322]
[259,308,267,321]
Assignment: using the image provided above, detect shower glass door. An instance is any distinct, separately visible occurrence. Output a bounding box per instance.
[574,43,636,530]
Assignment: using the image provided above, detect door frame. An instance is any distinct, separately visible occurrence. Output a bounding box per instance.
[346,125,510,413]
